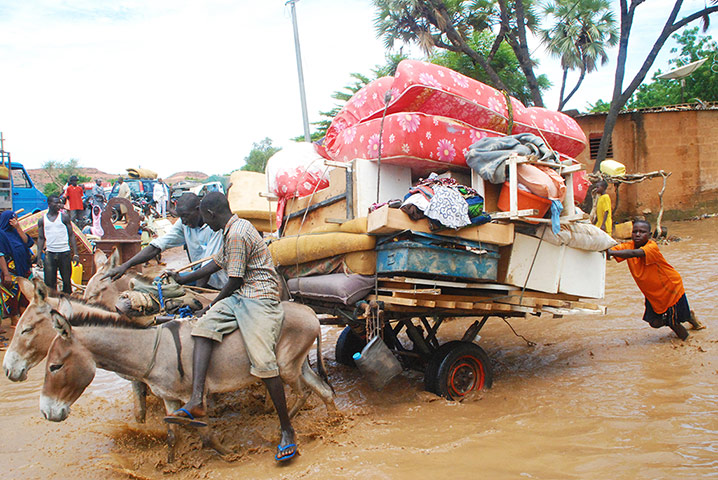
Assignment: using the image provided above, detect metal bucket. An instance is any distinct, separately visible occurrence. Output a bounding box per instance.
[353,336,402,390]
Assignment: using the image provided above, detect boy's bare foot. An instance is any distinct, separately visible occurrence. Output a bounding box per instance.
[688,310,706,330]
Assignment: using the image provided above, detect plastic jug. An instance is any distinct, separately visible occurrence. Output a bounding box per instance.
[71,261,83,285]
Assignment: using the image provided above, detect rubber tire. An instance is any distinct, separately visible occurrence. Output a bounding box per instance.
[335,326,367,367]
[424,341,493,400]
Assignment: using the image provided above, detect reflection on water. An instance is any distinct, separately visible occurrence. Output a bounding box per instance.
[1,218,717,479]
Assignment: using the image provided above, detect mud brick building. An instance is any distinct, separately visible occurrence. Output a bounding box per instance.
[574,105,718,218]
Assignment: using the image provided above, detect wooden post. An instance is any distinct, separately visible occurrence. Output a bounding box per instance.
[656,171,670,237]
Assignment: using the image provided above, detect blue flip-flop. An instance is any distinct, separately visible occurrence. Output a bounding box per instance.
[275,443,298,462]
[163,407,208,428]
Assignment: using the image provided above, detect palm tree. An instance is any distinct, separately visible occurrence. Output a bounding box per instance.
[541,0,618,110]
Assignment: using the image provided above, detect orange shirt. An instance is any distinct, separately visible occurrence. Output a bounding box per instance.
[65,185,84,210]
[613,240,684,314]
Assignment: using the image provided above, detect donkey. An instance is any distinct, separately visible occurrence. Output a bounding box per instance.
[83,249,134,311]
[84,249,211,317]
[40,298,336,461]
[3,277,153,423]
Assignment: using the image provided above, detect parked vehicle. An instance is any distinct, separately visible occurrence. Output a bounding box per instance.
[0,141,48,214]
[108,177,159,203]
[190,181,225,197]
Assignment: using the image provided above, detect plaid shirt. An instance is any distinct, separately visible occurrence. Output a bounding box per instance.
[213,215,279,300]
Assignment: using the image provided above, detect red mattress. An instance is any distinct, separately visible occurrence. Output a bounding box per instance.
[325,60,587,159]
[326,112,503,175]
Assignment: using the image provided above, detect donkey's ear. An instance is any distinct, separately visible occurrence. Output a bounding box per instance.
[109,248,121,268]
[18,277,34,302]
[51,311,72,339]
[32,277,49,303]
[56,297,74,320]
[94,250,108,269]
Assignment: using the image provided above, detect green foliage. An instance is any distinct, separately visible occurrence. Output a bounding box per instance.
[41,159,90,196]
[241,138,280,173]
[541,0,618,109]
[541,0,617,72]
[429,31,551,106]
[43,183,61,197]
[586,98,611,113]
[628,28,718,109]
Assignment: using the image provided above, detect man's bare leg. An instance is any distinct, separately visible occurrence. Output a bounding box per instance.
[262,376,296,460]
[164,336,214,425]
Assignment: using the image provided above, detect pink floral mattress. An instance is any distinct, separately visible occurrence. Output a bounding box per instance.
[326,112,503,175]
[326,60,587,159]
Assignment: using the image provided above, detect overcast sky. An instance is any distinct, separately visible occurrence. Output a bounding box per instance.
[0,0,715,177]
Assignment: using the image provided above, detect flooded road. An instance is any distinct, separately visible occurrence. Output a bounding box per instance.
[1,218,717,479]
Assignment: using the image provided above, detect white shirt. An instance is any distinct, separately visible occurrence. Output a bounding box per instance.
[153,182,168,202]
[150,219,227,289]
[118,182,131,199]
[43,213,70,253]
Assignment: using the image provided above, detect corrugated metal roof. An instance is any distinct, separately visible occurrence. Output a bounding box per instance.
[576,101,718,117]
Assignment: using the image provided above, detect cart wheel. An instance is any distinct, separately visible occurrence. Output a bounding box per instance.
[424,341,492,400]
[335,326,366,367]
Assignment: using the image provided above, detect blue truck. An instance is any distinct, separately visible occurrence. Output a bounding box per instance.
[0,140,48,214]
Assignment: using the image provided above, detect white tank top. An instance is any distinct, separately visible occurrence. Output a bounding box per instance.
[44,213,70,253]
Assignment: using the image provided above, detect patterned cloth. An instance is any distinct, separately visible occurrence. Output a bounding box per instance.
[424,185,471,229]
[213,215,280,300]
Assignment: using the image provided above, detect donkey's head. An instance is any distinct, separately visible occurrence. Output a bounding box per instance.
[84,249,126,308]
[40,299,96,422]
[3,278,56,381]
[4,276,124,382]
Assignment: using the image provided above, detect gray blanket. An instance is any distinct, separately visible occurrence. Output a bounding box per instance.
[466,133,559,184]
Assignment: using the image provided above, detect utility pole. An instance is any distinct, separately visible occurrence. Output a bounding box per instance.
[287,0,311,142]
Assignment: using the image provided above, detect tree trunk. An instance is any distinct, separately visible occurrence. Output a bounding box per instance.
[430,0,509,91]
[560,67,586,111]
[511,0,544,107]
[497,0,544,106]
[557,69,568,111]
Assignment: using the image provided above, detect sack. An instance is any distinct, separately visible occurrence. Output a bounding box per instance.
[537,223,617,251]
[600,160,626,176]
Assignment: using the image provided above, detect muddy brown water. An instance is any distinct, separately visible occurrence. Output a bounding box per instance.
[2,218,717,479]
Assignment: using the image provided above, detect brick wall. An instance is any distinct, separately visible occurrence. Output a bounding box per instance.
[574,110,718,216]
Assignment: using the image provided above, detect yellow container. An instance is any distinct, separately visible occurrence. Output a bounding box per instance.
[613,221,633,239]
[600,160,626,177]
[71,261,83,285]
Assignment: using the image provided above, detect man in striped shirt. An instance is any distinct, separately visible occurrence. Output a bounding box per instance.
[163,192,296,462]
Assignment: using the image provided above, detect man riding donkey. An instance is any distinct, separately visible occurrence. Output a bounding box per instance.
[105,192,226,290]
[162,191,298,462]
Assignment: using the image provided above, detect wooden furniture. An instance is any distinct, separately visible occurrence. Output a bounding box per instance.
[94,197,142,265]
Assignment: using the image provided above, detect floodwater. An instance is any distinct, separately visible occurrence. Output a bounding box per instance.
[1,218,717,480]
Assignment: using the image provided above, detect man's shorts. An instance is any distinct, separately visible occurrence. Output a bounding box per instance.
[191,294,284,378]
[643,293,691,328]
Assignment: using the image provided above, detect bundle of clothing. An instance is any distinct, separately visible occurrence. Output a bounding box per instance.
[115,277,204,317]
[399,173,491,230]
